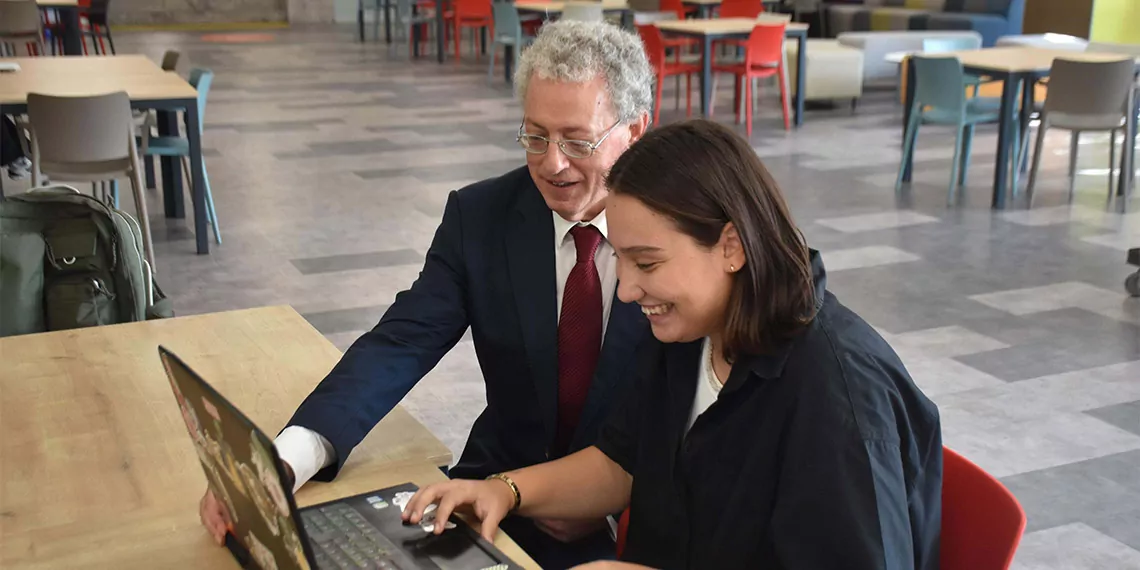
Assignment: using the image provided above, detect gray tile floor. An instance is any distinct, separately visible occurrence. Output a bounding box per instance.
[11,26,1140,568]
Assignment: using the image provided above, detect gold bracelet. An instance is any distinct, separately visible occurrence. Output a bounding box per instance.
[486,473,521,512]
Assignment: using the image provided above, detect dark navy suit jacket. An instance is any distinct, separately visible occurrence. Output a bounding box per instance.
[288,166,650,482]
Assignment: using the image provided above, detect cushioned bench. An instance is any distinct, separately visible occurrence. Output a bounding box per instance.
[837,30,982,84]
[825,0,1024,47]
[785,39,865,103]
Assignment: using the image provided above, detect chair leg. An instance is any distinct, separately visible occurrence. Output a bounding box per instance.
[778,63,791,132]
[685,73,692,118]
[104,29,115,54]
[129,153,156,271]
[487,43,496,82]
[1068,130,1080,201]
[653,74,663,126]
[960,124,975,186]
[1026,119,1049,207]
[111,180,119,209]
[895,107,921,192]
[1108,129,1117,200]
[181,155,220,244]
[744,74,753,138]
[948,121,967,205]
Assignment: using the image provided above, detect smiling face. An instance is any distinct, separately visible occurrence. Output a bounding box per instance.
[608,193,746,344]
[522,75,646,222]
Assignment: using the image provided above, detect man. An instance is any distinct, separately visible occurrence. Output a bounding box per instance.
[199,20,655,568]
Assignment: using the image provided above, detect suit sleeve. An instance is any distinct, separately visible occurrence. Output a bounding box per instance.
[286,190,470,481]
[769,378,922,569]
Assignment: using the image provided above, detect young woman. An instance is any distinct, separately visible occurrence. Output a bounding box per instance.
[402,119,942,570]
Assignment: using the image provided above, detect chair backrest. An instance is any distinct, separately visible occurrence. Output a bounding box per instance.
[942,447,1026,570]
[188,68,214,135]
[492,1,523,38]
[0,1,42,36]
[1044,57,1135,117]
[922,36,981,53]
[27,92,134,164]
[636,24,667,71]
[454,0,492,17]
[160,50,181,72]
[745,22,786,67]
[719,0,762,19]
[561,1,604,21]
[911,55,967,112]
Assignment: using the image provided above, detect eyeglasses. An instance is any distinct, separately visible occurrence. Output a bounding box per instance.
[516,118,624,159]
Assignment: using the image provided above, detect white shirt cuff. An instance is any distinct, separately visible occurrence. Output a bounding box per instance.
[275,425,335,494]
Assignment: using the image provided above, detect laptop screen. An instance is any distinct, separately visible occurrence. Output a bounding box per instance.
[160,347,314,570]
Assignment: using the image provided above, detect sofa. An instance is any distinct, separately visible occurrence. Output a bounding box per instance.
[837,30,981,84]
[824,0,1025,47]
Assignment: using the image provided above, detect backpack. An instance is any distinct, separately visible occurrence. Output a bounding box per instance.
[0,185,173,337]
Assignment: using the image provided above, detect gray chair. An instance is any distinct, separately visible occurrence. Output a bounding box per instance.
[392,0,436,56]
[488,2,535,83]
[0,1,45,56]
[561,2,604,22]
[1024,58,1137,206]
[27,92,155,269]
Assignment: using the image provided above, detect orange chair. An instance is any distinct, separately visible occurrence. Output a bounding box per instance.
[638,24,701,125]
[447,0,493,61]
[616,447,1026,569]
[942,447,1026,570]
[711,22,789,135]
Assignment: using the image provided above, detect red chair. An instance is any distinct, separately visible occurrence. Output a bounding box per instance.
[447,0,493,61]
[718,0,763,18]
[617,447,1025,569]
[638,24,701,125]
[942,447,1026,570]
[711,23,789,135]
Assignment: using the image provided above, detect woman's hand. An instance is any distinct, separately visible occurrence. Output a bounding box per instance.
[401,479,517,542]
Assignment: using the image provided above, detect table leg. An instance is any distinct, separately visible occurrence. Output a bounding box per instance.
[59,7,83,55]
[1117,88,1137,200]
[385,0,393,44]
[504,44,514,84]
[157,111,184,219]
[358,0,365,42]
[992,73,1020,209]
[794,31,806,127]
[412,7,421,58]
[901,57,916,183]
[1018,75,1036,176]
[184,105,209,255]
[700,35,713,116]
[436,0,446,63]
[145,155,156,190]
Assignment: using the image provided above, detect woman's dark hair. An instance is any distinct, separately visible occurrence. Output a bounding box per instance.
[605,119,817,361]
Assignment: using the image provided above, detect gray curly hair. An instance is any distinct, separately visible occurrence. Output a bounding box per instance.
[514,19,653,123]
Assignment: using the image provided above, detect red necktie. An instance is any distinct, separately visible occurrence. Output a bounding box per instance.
[554,224,604,455]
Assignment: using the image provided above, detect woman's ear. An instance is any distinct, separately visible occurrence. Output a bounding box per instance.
[720,222,746,273]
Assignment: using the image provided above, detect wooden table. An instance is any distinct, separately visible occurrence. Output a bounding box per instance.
[899,47,1140,208]
[682,0,783,18]
[0,306,532,569]
[35,0,83,55]
[655,18,810,127]
[0,55,213,255]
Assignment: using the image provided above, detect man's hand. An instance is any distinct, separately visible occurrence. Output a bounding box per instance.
[533,517,610,543]
[199,488,233,546]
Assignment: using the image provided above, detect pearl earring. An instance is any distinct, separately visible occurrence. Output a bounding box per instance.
[729,265,735,272]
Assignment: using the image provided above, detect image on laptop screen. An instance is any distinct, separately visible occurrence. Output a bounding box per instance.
[160,348,313,570]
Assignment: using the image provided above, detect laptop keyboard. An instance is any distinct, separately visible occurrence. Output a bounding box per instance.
[301,503,403,570]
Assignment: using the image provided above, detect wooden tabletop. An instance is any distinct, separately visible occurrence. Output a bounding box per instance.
[683,0,783,5]
[655,17,809,36]
[36,0,80,6]
[0,55,198,105]
[947,46,1140,73]
[515,0,630,12]
[0,306,465,569]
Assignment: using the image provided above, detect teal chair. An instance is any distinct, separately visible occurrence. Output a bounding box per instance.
[141,68,221,244]
[921,37,987,95]
[489,2,534,83]
[896,55,1019,206]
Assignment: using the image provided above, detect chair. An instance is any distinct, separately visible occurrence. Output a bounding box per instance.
[0,1,46,57]
[1023,58,1136,206]
[718,0,763,18]
[711,23,790,136]
[562,2,604,22]
[615,446,1028,570]
[83,0,115,54]
[392,0,437,56]
[449,0,494,61]
[140,69,221,245]
[26,92,155,270]
[160,49,181,72]
[942,447,1027,570]
[638,24,700,125]
[488,2,535,82]
[895,55,1018,205]
[921,36,987,94]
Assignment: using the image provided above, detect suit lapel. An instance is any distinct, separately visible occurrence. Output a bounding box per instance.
[574,294,650,448]
[505,184,560,447]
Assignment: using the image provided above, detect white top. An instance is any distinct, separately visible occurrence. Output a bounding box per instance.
[275,209,617,492]
[686,338,723,433]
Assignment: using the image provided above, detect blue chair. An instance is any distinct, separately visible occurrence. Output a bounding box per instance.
[141,68,221,244]
[896,55,1019,206]
[488,2,534,83]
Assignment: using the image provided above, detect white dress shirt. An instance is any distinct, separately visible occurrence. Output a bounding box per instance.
[275,209,617,492]
[686,337,723,434]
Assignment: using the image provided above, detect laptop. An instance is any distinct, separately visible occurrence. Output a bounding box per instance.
[158,346,522,570]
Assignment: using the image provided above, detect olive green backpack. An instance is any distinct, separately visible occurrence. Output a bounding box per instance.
[0,185,173,337]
